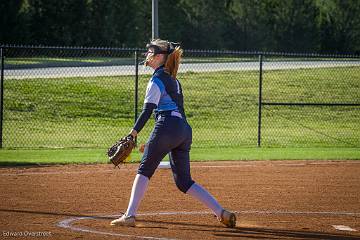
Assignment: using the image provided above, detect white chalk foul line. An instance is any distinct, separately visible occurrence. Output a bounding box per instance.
[58,216,177,240]
[130,210,360,216]
[0,169,115,176]
[57,210,360,239]
[237,210,360,216]
[3,161,360,176]
[332,225,357,232]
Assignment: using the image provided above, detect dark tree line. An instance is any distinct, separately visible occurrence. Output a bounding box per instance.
[1,0,359,54]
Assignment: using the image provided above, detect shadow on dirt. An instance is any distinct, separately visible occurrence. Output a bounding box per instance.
[1,208,359,239]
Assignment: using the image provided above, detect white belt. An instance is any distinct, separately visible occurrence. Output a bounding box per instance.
[171,111,182,118]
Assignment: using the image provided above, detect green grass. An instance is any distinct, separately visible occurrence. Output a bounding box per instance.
[0,147,359,166]
[3,66,360,150]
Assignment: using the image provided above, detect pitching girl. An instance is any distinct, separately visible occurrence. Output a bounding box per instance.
[110,39,236,228]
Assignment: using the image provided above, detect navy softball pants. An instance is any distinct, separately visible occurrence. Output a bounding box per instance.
[138,113,195,193]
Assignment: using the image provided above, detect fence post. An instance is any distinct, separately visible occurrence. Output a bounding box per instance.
[257,54,263,147]
[0,47,5,148]
[134,50,139,125]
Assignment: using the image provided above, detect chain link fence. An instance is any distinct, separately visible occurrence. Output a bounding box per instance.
[0,46,359,149]
[1,46,136,149]
[260,54,360,147]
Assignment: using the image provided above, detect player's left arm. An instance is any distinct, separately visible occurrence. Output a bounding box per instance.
[132,102,157,134]
[130,80,161,135]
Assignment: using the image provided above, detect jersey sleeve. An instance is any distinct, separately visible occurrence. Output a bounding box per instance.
[144,80,161,106]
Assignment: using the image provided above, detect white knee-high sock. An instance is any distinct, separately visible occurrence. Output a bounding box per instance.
[186,183,224,218]
[125,174,149,217]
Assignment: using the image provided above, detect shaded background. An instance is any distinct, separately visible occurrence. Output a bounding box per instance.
[1,0,360,54]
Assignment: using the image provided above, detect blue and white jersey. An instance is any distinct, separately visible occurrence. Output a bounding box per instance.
[144,68,180,112]
[132,66,186,133]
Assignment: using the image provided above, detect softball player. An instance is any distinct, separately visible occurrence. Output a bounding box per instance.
[110,39,236,228]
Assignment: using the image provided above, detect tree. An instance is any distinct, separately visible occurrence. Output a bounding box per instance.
[27,0,90,45]
[1,0,359,53]
[262,0,320,52]
[176,0,235,49]
[87,0,138,47]
[317,0,360,54]
[0,0,30,44]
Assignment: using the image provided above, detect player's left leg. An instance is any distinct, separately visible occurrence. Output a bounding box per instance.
[170,145,223,219]
[169,123,237,228]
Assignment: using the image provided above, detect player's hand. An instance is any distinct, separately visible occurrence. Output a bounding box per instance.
[129,129,138,138]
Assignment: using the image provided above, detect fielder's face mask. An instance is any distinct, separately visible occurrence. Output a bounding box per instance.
[143,41,180,66]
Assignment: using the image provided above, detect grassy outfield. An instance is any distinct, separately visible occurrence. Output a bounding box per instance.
[0,147,359,166]
[2,66,360,154]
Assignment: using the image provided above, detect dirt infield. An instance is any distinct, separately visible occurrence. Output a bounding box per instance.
[1,160,359,240]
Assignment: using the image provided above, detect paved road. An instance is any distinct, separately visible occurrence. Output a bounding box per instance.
[4,60,360,79]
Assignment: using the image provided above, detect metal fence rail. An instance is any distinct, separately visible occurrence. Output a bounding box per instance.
[0,45,359,149]
[258,53,360,147]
